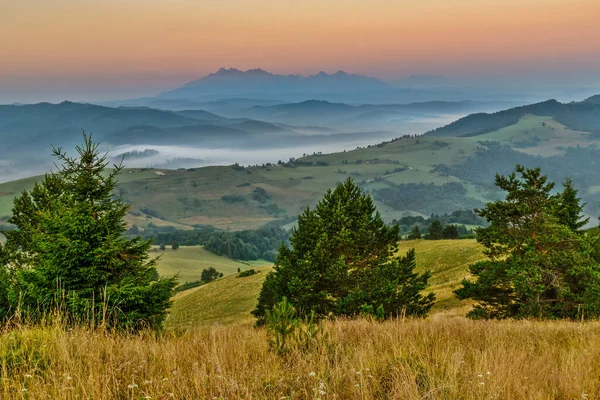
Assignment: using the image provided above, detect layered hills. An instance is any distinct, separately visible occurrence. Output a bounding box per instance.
[2,96,600,231]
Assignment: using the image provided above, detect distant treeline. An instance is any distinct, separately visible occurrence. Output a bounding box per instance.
[128,224,289,262]
[375,182,484,215]
[392,209,484,238]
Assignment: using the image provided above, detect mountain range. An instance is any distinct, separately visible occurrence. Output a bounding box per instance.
[158,68,392,100]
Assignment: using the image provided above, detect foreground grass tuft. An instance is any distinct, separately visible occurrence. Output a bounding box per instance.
[1,318,600,399]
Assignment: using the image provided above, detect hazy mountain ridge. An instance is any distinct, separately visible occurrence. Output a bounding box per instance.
[158,68,392,100]
[425,97,600,137]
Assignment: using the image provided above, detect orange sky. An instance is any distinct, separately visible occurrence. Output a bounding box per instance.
[1,0,599,100]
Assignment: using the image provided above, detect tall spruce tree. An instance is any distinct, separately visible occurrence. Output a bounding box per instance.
[556,177,589,233]
[2,134,177,329]
[455,165,600,319]
[253,178,435,324]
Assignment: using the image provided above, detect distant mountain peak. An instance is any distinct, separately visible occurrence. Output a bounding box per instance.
[160,68,392,99]
[583,94,600,104]
[212,67,272,77]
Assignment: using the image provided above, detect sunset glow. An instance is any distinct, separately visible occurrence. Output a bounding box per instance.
[2,0,599,101]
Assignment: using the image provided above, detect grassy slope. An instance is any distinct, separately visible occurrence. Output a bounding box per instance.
[168,267,271,328]
[154,246,271,284]
[167,239,484,328]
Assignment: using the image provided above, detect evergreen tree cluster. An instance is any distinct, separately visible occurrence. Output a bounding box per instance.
[0,135,176,329]
[456,165,600,319]
[131,225,288,262]
[253,179,435,324]
[393,209,484,237]
[424,220,461,240]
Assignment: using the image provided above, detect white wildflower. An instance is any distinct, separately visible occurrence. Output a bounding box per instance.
[319,390,326,396]
[309,371,316,377]
[127,384,138,389]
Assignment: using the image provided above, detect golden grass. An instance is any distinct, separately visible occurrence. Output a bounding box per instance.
[167,267,272,329]
[2,317,600,399]
[399,239,485,314]
[163,240,483,330]
[154,246,271,284]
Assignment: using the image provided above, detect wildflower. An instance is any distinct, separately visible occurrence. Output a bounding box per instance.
[486,371,491,375]
[65,376,72,381]
[477,374,483,378]
[319,390,326,396]
[355,384,360,388]
[309,371,316,377]
[144,397,152,399]
[318,382,326,390]
[128,384,138,389]
[162,378,169,382]
[581,395,589,399]
[22,388,28,392]
[24,373,33,378]
[356,371,361,375]
[365,368,370,372]
[479,382,485,386]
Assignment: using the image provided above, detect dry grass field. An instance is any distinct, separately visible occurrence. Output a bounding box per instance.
[2,239,599,399]
[1,318,599,399]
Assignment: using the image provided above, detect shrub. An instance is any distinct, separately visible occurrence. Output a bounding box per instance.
[237,269,257,278]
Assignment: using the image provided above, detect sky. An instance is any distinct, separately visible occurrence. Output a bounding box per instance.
[1,0,600,102]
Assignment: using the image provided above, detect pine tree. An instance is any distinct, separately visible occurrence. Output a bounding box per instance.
[253,178,434,324]
[3,134,177,329]
[407,225,422,239]
[442,224,459,239]
[426,220,444,240]
[455,165,600,319]
[556,178,589,233]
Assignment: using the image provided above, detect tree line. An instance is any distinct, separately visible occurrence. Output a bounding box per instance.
[130,224,288,262]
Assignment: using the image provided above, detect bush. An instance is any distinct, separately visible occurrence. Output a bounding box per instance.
[200,267,222,282]
[221,194,246,203]
[237,269,257,278]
